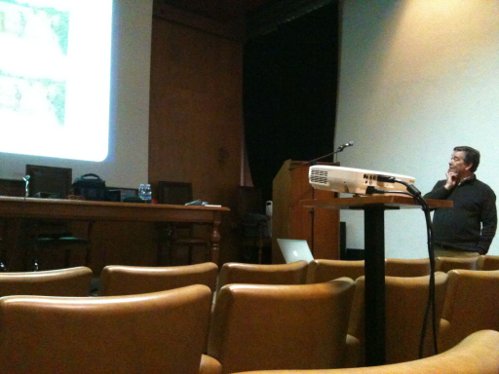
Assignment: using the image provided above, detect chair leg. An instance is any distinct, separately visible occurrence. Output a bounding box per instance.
[31,244,40,271]
[64,247,71,268]
[84,222,94,267]
[0,223,8,271]
[0,244,7,272]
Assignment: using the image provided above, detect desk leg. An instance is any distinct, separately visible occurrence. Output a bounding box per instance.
[364,205,386,366]
[209,212,222,266]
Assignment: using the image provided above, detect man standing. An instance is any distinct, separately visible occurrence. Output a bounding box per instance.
[424,146,497,256]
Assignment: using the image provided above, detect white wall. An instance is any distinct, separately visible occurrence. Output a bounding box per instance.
[335,0,499,256]
[0,0,152,189]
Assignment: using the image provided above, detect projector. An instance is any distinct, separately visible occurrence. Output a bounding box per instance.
[309,165,416,195]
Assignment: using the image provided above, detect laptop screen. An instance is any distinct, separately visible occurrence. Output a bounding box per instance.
[277,238,314,263]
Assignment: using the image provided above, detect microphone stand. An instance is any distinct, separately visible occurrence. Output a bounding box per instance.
[308,143,352,165]
[289,142,353,170]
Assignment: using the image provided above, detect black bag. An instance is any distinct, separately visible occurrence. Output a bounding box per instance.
[72,173,107,201]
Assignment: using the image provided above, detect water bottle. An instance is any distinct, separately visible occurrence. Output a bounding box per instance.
[138,183,152,203]
[265,200,273,237]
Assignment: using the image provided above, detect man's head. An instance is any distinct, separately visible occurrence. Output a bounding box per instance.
[449,146,480,178]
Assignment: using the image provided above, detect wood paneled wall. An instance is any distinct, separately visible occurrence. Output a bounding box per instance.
[147,16,245,264]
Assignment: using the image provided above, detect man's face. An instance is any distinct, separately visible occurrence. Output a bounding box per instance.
[448,150,472,177]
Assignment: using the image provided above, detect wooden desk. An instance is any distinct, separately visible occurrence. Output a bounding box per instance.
[302,195,452,365]
[0,196,229,267]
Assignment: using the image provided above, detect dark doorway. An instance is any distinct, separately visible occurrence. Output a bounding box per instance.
[243,1,340,201]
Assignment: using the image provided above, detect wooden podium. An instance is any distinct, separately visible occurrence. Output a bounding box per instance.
[271,159,340,263]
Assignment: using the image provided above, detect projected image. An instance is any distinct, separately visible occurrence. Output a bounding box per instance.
[0,0,112,161]
[0,2,68,126]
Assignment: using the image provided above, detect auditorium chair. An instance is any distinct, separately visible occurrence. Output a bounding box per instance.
[99,262,218,296]
[477,254,499,270]
[216,261,308,293]
[0,266,93,297]
[439,269,499,352]
[345,272,448,366]
[206,280,355,373]
[0,285,213,374]
[230,329,499,374]
[306,259,364,283]
[384,258,430,277]
[435,255,478,272]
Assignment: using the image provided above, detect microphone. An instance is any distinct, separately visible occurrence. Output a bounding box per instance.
[336,141,354,153]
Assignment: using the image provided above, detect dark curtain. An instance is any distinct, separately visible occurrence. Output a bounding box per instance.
[243,2,339,202]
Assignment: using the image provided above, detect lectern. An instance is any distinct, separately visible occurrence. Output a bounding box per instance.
[271,159,340,263]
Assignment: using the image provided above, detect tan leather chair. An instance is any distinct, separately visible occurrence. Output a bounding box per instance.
[346,272,448,366]
[477,254,499,270]
[385,258,430,277]
[0,284,213,374]
[99,261,218,296]
[435,255,478,272]
[0,266,93,296]
[216,261,308,293]
[207,279,355,373]
[231,329,499,374]
[439,269,499,352]
[305,259,364,283]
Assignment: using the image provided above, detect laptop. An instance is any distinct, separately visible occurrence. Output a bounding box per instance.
[277,238,314,263]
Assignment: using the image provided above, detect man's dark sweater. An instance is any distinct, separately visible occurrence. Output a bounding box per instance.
[424,176,497,254]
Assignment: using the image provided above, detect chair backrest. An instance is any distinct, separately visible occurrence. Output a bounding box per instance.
[217,261,308,293]
[385,258,430,277]
[435,256,478,272]
[26,164,72,198]
[230,329,499,374]
[99,262,219,296]
[0,178,25,197]
[0,267,93,297]
[157,181,193,204]
[347,272,448,365]
[237,186,265,216]
[477,254,499,270]
[306,259,364,283]
[208,279,355,373]
[0,284,212,374]
[439,269,499,351]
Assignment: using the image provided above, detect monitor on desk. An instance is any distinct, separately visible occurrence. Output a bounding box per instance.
[26,165,72,199]
[157,181,193,205]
